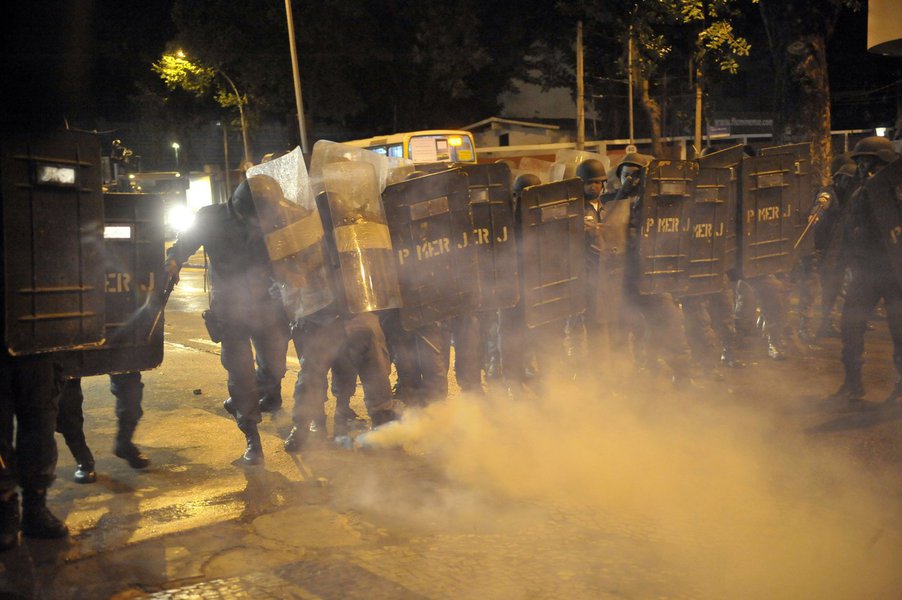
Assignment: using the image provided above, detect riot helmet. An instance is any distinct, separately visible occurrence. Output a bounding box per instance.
[850,136,897,179]
[576,159,607,183]
[830,153,855,176]
[615,152,653,194]
[229,179,258,225]
[512,173,541,196]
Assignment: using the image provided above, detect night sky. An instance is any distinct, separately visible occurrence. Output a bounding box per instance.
[1,1,898,136]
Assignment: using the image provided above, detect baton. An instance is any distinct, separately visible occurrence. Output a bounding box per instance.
[145,275,177,342]
[418,333,442,355]
[793,203,825,250]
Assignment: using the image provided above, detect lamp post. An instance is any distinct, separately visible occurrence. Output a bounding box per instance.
[171,142,180,170]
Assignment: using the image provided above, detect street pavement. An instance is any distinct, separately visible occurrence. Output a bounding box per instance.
[1,268,902,599]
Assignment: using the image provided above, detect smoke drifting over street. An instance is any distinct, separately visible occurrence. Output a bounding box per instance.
[352,374,902,599]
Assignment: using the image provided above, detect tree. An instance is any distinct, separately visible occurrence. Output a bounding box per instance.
[153,50,251,164]
[758,0,861,184]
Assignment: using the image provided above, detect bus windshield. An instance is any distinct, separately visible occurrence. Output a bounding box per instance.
[344,130,477,164]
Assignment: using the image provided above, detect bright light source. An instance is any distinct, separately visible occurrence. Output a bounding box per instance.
[876,127,887,137]
[176,50,185,58]
[166,205,195,233]
[104,225,133,240]
[172,142,180,149]
[128,173,135,179]
[448,136,463,147]
[35,164,76,186]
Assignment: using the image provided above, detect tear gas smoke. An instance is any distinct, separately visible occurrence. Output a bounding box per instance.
[350,372,902,599]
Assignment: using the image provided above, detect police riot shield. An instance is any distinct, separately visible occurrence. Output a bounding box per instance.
[383,168,479,331]
[1,130,106,355]
[685,167,736,295]
[246,147,334,321]
[698,144,748,276]
[740,154,806,278]
[759,142,815,256]
[519,178,586,328]
[56,192,167,376]
[512,157,554,185]
[321,160,401,313]
[862,158,902,282]
[592,197,632,326]
[457,163,519,310]
[636,160,696,295]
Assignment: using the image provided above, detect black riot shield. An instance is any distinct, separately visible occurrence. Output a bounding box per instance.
[457,163,519,310]
[760,142,815,255]
[519,179,586,328]
[1,130,106,355]
[862,159,902,282]
[741,154,807,278]
[685,167,736,295]
[382,169,479,331]
[636,160,696,295]
[56,192,167,376]
[698,145,746,276]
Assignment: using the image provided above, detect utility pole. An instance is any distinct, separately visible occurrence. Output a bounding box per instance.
[628,26,635,145]
[284,0,309,154]
[694,66,703,158]
[217,69,251,167]
[576,20,585,150]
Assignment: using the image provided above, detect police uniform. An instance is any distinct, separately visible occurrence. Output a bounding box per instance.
[167,191,290,465]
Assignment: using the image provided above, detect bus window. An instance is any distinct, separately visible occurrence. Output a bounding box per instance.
[408,133,475,163]
[369,146,388,156]
[387,144,403,158]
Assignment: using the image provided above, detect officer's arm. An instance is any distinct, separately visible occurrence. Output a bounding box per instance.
[164,211,206,285]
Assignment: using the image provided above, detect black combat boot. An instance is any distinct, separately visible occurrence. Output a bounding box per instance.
[798,316,816,344]
[283,425,307,454]
[766,334,786,361]
[73,460,97,485]
[237,422,264,466]
[113,422,150,469]
[0,492,20,551]
[223,397,237,417]
[21,489,68,540]
[830,374,865,403]
[63,433,97,484]
[370,409,397,428]
[720,347,743,369]
[258,393,282,413]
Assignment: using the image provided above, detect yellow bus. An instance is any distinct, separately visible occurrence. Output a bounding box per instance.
[344,130,477,164]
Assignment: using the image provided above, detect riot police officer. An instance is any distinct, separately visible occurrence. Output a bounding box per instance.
[796,155,858,341]
[833,136,902,403]
[166,180,290,466]
[614,152,692,384]
[0,353,69,550]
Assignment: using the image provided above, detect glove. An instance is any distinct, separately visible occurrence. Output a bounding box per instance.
[164,258,181,286]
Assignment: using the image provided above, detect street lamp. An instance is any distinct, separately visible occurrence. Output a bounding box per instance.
[171,142,180,170]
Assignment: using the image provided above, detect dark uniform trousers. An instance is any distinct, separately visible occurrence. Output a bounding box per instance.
[220,307,289,428]
[0,354,58,493]
[681,288,736,365]
[840,267,902,382]
[56,372,145,458]
[292,312,393,427]
[381,311,450,406]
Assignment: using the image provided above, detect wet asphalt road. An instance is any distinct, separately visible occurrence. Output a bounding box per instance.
[1,267,901,599]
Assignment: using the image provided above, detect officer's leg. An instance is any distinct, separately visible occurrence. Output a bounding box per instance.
[818,263,844,337]
[882,280,902,403]
[286,320,342,452]
[109,371,149,469]
[836,273,880,400]
[220,330,264,465]
[417,324,450,405]
[346,313,396,427]
[0,364,20,550]
[55,378,96,483]
[251,319,289,413]
[499,304,527,390]
[796,255,818,342]
[754,275,787,360]
[330,354,365,438]
[641,293,691,385]
[14,355,68,540]
[380,310,421,403]
[451,313,483,394]
[681,295,714,369]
